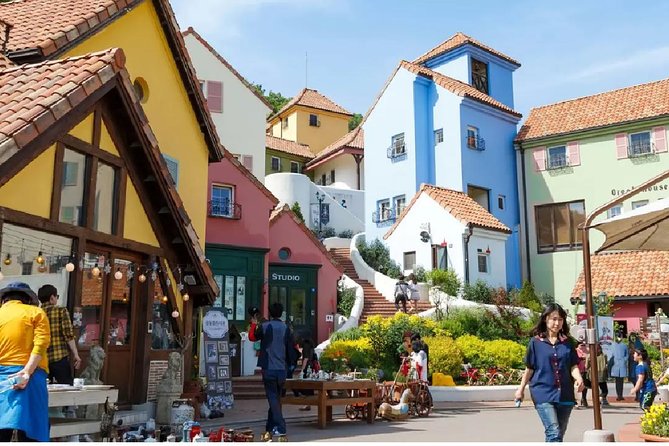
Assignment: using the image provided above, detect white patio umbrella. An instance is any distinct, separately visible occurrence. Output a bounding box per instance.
[592,198,669,252]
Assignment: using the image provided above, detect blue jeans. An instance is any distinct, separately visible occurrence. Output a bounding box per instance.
[262,369,287,435]
[535,402,573,442]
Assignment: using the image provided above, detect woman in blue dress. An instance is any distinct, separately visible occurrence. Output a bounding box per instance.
[514,304,584,442]
[630,348,657,411]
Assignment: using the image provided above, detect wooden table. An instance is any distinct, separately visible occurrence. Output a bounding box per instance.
[282,379,376,429]
[48,388,119,438]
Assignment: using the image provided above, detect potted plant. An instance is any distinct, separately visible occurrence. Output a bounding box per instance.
[640,404,669,441]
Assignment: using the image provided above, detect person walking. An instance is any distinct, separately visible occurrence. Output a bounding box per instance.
[406,273,421,313]
[514,304,584,442]
[628,333,643,402]
[394,275,409,313]
[0,282,51,442]
[630,348,657,411]
[249,303,296,442]
[37,285,81,385]
[583,343,609,406]
[575,342,588,407]
[609,333,629,401]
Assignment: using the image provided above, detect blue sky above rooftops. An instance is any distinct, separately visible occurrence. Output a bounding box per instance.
[172,0,669,120]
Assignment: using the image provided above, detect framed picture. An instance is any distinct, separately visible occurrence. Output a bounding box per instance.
[217,341,228,353]
[215,381,225,393]
[207,365,217,381]
[205,341,218,363]
[207,382,216,391]
[217,366,229,379]
[224,381,232,393]
[218,355,229,366]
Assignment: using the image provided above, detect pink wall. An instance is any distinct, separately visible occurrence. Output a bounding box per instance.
[268,212,343,343]
[614,301,648,333]
[205,157,276,249]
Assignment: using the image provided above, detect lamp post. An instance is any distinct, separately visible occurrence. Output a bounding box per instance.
[315,191,325,237]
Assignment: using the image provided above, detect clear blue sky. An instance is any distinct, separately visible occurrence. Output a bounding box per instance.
[172,0,669,119]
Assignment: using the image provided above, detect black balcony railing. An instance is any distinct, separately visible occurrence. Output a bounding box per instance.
[547,153,568,170]
[387,144,406,159]
[372,207,396,223]
[467,135,486,151]
[208,199,242,219]
[628,141,654,157]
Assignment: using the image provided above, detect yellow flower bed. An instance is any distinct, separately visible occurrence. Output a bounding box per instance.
[641,403,669,437]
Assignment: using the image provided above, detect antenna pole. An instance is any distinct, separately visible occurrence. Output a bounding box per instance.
[305,51,308,87]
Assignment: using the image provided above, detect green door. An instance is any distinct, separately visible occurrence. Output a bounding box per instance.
[268,264,319,338]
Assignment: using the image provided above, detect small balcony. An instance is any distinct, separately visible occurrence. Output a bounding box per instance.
[467,136,486,151]
[372,207,396,224]
[547,153,568,170]
[208,199,242,219]
[628,141,655,158]
[387,144,406,159]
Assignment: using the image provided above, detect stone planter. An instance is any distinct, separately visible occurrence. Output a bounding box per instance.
[640,433,669,442]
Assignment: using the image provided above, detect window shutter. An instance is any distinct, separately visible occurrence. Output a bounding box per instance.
[242,155,253,171]
[532,147,546,172]
[615,133,628,159]
[566,141,580,166]
[207,81,223,113]
[653,126,667,153]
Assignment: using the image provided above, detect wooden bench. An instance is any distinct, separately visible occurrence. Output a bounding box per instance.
[48,388,119,439]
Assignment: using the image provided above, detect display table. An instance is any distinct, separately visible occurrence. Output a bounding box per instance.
[282,379,375,429]
[48,388,119,438]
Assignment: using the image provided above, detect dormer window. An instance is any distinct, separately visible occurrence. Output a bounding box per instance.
[471,58,489,94]
[309,114,320,127]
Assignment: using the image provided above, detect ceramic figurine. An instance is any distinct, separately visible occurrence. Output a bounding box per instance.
[378,388,412,420]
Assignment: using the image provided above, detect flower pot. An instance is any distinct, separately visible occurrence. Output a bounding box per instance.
[640,433,669,442]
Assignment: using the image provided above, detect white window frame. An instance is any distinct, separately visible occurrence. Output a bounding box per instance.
[628,131,653,157]
[632,200,649,210]
[378,199,391,221]
[477,252,489,274]
[211,184,235,218]
[391,133,405,156]
[466,126,480,150]
[607,205,622,219]
[290,161,300,173]
[547,145,567,169]
[271,156,281,171]
[434,128,444,145]
[394,195,406,216]
[403,251,416,271]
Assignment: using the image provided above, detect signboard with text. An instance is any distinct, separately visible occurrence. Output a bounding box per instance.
[202,308,233,411]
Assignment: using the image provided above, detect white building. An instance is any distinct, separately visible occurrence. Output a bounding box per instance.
[305,126,364,191]
[384,184,510,288]
[183,27,271,181]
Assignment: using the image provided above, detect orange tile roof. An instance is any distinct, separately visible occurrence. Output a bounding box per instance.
[269,204,343,273]
[0,48,124,159]
[0,53,14,70]
[182,27,272,111]
[384,184,510,239]
[413,32,520,67]
[0,0,225,162]
[306,126,363,169]
[269,88,351,121]
[571,251,669,298]
[517,77,669,142]
[266,135,314,159]
[400,61,521,118]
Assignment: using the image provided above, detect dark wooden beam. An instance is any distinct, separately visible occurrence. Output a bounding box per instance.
[50,142,65,221]
[60,134,123,168]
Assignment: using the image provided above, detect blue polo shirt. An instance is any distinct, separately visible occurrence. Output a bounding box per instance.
[636,363,657,393]
[525,335,578,405]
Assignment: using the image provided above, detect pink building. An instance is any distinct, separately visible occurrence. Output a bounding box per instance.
[269,205,343,343]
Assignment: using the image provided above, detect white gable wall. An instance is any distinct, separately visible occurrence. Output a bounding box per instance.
[312,154,363,191]
[184,33,270,181]
[468,227,508,288]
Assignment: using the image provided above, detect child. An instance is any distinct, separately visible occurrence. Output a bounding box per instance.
[410,341,428,382]
[630,348,657,411]
[407,273,420,313]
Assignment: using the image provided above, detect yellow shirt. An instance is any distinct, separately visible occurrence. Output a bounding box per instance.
[0,300,50,372]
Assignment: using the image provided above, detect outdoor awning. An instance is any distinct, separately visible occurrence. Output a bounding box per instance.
[593,198,669,252]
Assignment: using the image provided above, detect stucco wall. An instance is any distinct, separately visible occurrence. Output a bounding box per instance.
[613,301,648,333]
[429,53,469,84]
[268,214,342,343]
[184,33,270,181]
[294,107,350,154]
[312,153,363,191]
[523,123,669,305]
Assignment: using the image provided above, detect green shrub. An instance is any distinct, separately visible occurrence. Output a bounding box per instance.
[439,307,530,343]
[329,327,364,342]
[509,281,543,313]
[462,280,493,304]
[643,341,661,362]
[455,334,488,366]
[321,227,336,238]
[356,238,402,278]
[483,339,526,369]
[412,266,427,283]
[337,286,356,317]
[291,202,304,223]
[320,338,374,371]
[423,336,463,377]
[338,229,354,239]
[426,268,461,296]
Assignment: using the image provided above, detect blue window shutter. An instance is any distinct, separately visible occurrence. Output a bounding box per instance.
[162,154,179,186]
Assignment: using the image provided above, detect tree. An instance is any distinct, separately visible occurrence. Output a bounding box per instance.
[291,202,304,223]
[348,113,363,131]
[252,83,291,115]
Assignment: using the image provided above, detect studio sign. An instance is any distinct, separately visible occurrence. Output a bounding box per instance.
[611,183,668,196]
[271,273,301,281]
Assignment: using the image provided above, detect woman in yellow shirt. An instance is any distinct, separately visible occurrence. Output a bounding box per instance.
[0,282,50,442]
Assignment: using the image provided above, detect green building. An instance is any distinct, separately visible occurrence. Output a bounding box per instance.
[265,134,314,179]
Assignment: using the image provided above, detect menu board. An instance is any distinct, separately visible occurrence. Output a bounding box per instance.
[202,308,234,411]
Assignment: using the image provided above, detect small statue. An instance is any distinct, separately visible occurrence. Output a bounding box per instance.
[158,352,183,393]
[79,345,106,384]
[378,388,412,420]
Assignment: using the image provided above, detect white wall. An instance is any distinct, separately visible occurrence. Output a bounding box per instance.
[313,153,363,191]
[320,185,364,225]
[430,53,470,85]
[467,227,508,288]
[264,173,364,235]
[184,33,270,181]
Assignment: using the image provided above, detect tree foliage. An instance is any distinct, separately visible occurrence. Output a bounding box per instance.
[290,202,304,223]
[252,83,291,115]
[348,113,363,131]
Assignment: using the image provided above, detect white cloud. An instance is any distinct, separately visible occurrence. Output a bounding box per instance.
[563,46,669,82]
[170,0,341,40]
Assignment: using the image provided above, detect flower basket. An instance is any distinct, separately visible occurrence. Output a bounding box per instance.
[639,433,669,442]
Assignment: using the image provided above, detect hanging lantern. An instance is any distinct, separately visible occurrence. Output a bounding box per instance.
[122,293,128,303]
[162,295,168,303]
[35,251,45,265]
[38,264,47,273]
[91,264,101,277]
[182,292,190,302]
[171,310,179,318]
[3,254,11,266]
[65,262,75,273]
[114,269,123,280]
[138,273,147,283]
